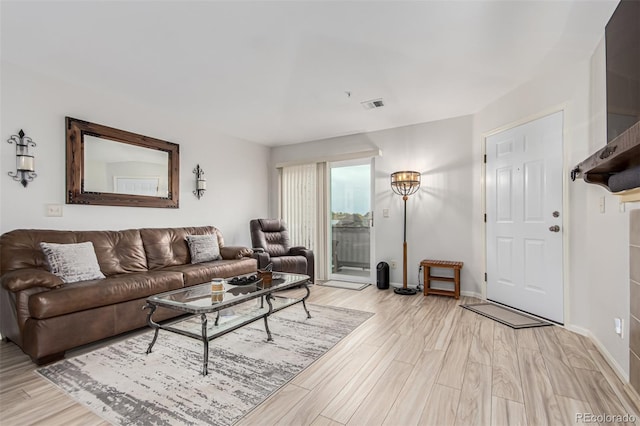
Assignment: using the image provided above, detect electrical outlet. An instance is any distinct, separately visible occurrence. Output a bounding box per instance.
[46,204,63,217]
[390,260,397,269]
[620,200,626,213]
[615,317,624,338]
[383,208,390,218]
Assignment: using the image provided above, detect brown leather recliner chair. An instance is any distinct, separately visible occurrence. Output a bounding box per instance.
[249,219,314,283]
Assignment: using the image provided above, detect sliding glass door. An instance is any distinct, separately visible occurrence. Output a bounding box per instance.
[329,159,374,283]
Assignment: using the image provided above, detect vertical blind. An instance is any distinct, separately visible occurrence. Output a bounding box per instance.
[281,164,317,250]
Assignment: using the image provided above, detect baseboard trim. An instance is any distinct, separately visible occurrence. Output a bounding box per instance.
[460,290,483,299]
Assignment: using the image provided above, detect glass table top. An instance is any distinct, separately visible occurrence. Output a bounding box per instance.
[146,272,310,314]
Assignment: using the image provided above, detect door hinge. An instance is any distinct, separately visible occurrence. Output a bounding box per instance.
[484,154,487,163]
[484,272,487,281]
[484,213,487,223]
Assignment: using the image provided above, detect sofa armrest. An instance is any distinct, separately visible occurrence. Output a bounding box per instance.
[1,269,63,292]
[220,246,253,260]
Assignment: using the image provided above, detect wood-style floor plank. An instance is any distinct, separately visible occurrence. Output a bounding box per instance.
[553,326,598,371]
[2,285,639,426]
[436,309,476,389]
[468,318,494,366]
[555,395,594,426]
[455,361,492,426]
[541,353,588,401]
[517,347,564,426]
[491,396,528,426]
[574,367,634,425]
[492,324,524,403]
[419,384,461,426]
[346,360,413,426]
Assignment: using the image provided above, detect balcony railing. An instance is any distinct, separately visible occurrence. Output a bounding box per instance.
[332,225,370,271]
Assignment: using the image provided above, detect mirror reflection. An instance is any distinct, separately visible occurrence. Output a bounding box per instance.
[83,136,169,197]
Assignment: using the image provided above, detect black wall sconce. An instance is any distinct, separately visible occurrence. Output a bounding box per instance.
[7,129,37,187]
[193,164,206,199]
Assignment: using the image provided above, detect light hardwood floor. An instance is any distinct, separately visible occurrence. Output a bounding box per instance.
[1,284,640,425]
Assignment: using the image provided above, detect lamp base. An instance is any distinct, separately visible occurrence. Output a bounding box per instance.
[394,287,418,296]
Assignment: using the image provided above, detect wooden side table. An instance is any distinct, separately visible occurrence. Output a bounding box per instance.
[421,259,463,299]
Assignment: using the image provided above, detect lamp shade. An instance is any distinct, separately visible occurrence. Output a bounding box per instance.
[391,171,421,196]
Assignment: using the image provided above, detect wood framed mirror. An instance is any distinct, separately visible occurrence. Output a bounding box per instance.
[66,117,180,208]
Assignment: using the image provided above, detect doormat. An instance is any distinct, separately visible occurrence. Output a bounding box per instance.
[461,303,553,329]
[318,280,370,291]
[37,304,374,426]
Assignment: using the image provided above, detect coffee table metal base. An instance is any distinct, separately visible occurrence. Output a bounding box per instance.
[144,284,311,375]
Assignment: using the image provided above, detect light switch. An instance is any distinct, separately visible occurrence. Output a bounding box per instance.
[599,196,605,214]
[383,209,389,218]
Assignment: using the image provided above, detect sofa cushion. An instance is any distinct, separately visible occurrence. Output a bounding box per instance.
[28,271,184,319]
[163,257,258,286]
[1,229,78,273]
[77,229,148,275]
[40,242,106,283]
[141,226,225,270]
[0,229,148,276]
[186,234,221,263]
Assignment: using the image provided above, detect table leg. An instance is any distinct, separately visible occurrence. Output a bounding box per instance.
[301,284,312,319]
[264,295,274,341]
[263,316,273,341]
[200,313,209,376]
[143,303,159,354]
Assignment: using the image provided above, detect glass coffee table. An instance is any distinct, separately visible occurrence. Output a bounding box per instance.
[143,272,311,375]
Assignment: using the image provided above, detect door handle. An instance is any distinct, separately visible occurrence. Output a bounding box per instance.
[549,225,560,232]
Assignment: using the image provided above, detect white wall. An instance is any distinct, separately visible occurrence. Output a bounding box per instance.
[271,115,480,294]
[0,62,270,247]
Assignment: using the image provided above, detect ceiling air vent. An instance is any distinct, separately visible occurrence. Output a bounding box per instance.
[361,98,385,109]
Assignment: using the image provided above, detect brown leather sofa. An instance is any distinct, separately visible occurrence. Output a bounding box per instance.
[0,226,256,364]
[250,219,314,283]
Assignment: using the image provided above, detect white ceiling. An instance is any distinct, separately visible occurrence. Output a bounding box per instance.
[1,0,619,146]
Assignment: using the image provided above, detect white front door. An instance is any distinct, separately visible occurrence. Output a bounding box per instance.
[486,111,564,323]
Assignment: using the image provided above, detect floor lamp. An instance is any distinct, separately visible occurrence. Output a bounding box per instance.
[391,171,421,295]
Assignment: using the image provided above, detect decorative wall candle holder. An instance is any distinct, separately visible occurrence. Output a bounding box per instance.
[7,129,37,187]
[193,164,206,199]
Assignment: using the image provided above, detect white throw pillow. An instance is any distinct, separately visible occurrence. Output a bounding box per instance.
[40,241,105,283]
[186,234,221,264]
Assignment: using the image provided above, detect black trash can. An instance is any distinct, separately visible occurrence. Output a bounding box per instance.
[377,262,390,289]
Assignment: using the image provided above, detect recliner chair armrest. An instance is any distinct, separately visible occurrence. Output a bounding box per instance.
[251,250,271,269]
[289,246,312,258]
[289,246,315,283]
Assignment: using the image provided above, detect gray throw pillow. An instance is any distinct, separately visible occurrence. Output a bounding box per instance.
[186,234,221,264]
[40,241,105,283]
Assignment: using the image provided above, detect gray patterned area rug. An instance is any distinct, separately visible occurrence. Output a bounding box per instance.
[37,304,373,425]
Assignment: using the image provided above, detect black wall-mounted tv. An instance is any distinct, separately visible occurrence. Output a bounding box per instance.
[606,0,640,143]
